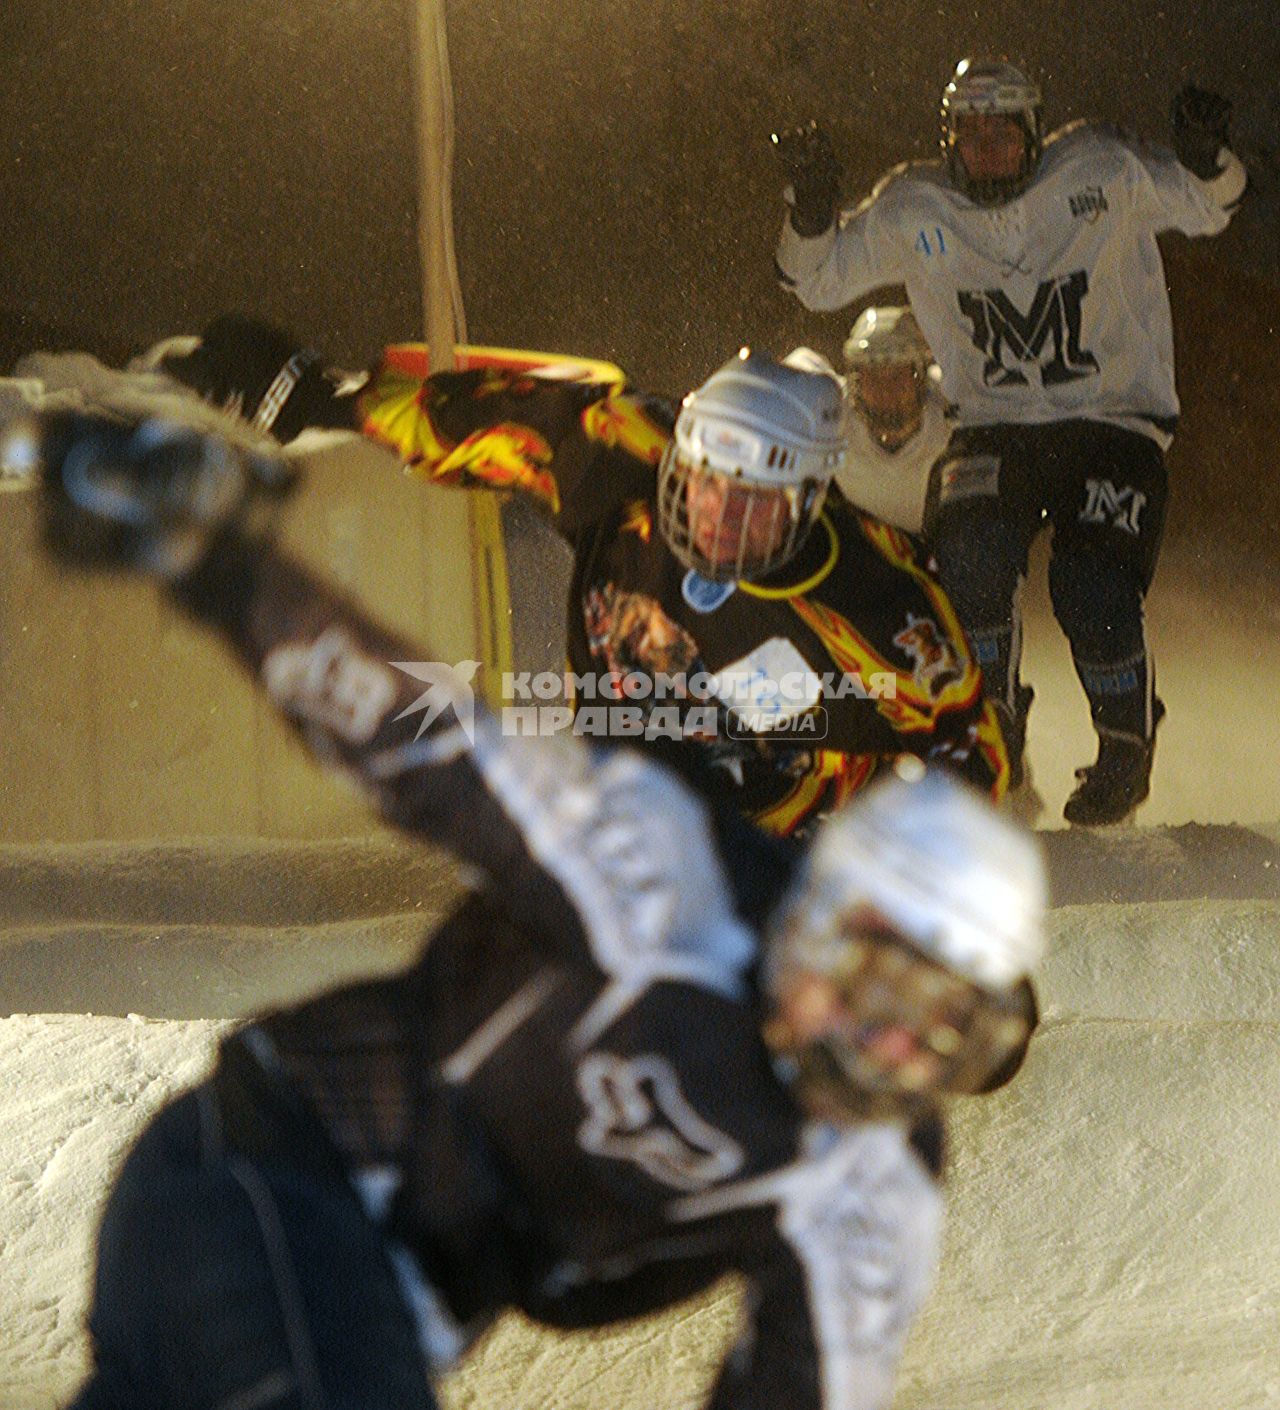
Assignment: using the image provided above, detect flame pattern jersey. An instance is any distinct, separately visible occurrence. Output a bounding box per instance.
[359,348,1006,833]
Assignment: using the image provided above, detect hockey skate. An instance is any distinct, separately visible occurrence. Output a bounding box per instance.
[1005,758,1045,826]
[996,683,1035,792]
[1063,700,1166,827]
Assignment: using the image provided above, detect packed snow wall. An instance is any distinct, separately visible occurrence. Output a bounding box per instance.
[4,829,1278,1409]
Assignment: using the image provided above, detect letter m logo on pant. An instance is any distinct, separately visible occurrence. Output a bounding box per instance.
[1078,478,1148,535]
[958,271,1099,388]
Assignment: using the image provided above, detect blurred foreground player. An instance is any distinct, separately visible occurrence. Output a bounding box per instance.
[4,408,1045,1410]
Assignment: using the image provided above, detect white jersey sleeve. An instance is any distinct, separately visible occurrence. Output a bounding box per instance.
[670,1120,943,1410]
[1117,131,1247,236]
[776,164,923,312]
[776,1123,943,1410]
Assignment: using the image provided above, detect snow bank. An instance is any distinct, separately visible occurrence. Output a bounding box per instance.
[0,1015,228,1405]
[3,832,1278,1408]
[897,895,1280,1409]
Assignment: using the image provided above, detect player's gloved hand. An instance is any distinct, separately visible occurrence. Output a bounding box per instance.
[159,314,346,444]
[0,408,291,579]
[771,121,842,237]
[1171,84,1232,179]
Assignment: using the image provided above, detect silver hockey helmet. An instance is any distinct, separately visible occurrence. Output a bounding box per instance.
[657,349,845,583]
[842,307,933,450]
[762,763,1047,1119]
[941,58,1044,205]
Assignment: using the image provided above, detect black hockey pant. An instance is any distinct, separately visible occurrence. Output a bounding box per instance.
[925,419,1167,747]
[69,1058,438,1410]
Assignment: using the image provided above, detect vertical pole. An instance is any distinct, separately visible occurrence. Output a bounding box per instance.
[411,0,511,704]
[412,0,463,371]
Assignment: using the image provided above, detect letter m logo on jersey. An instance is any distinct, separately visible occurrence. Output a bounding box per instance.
[958,270,1099,388]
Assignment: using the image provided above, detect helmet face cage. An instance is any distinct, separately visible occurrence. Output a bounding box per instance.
[850,363,926,447]
[760,767,1046,1120]
[764,909,1035,1120]
[657,352,844,584]
[657,443,823,583]
[941,59,1043,206]
[843,308,932,447]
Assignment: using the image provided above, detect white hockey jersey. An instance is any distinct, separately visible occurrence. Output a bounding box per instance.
[836,381,950,535]
[778,123,1246,448]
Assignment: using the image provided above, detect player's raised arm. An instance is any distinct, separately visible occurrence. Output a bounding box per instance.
[1169,84,1248,211]
[163,315,662,536]
[4,407,749,978]
[771,123,910,314]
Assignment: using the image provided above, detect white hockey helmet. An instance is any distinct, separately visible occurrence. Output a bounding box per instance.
[657,349,845,583]
[843,307,931,374]
[779,345,840,379]
[842,307,933,448]
[941,58,1044,205]
[763,763,1047,1117]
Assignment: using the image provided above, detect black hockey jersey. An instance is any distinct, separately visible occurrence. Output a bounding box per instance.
[356,348,1007,834]
[178,535,950,1410]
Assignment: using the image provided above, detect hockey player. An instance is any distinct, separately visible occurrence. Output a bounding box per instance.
[774,64,1247,823]
[835,307,950,536]
[7,407,1047,1410]
[154,318,1008,835]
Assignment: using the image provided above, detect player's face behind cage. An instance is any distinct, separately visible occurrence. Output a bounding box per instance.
[951,114,1030,191]
[851,363,926,449]
[657,351,844,583]
[657,446,820,583]
[940,59,1044,206]
[763,910,1035,1118]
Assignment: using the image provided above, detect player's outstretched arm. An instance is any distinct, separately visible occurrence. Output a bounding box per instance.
[5,407,750,977]
[167,314,658,534]
[770,126,904,314]
[1169,83,1248,213]
[160,314,362,442]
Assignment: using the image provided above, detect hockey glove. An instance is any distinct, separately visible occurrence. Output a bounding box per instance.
[1,408,290,579]
[1171,84,1232,179]
[160,314,351,444]
[771,121,843,237]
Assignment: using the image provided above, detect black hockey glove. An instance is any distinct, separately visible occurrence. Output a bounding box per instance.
[160,314,354,444]
[1171,84,1232,179]
[0,408,292,579]
[771,121,843,237]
